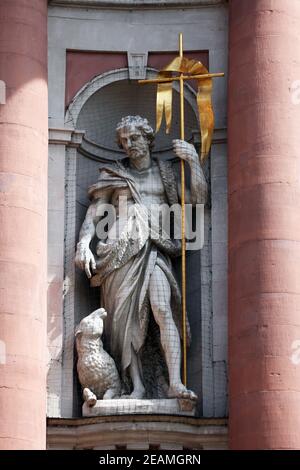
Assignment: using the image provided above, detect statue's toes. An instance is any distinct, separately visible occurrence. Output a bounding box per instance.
[178,389,198,401]
[168,385,198,401]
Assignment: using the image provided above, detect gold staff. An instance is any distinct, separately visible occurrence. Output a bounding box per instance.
[178,33,187,387]
[139,33,224,387]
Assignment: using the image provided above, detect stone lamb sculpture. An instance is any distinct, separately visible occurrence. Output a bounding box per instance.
[75,308,121,406]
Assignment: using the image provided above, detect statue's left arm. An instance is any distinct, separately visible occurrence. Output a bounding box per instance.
[173,139,207,205]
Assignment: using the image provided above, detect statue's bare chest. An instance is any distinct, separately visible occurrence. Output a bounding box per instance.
[132,163,166,204]
[111,163,167,207]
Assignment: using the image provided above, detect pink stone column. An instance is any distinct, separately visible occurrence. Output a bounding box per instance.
[0,0,48,449]
[228,0,300,449]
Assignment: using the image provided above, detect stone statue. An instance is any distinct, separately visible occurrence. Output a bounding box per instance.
[75,115,207,401]
[75,308,122,406]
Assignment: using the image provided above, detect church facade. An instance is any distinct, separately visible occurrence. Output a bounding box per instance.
[0,0,300,450]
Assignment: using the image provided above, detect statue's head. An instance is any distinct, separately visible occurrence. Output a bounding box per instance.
[116,115,155,160]
[75,308,107,339]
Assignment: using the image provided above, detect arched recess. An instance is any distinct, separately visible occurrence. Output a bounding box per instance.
[62,67,210,417]
[66,68,198,126]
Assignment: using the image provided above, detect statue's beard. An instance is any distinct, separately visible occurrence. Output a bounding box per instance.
[128,148,147,160]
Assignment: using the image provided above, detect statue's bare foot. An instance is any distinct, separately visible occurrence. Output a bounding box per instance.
[168,384,198,401]
[103,388,119,400]
[83,387,97,407]
[122,387,145,399]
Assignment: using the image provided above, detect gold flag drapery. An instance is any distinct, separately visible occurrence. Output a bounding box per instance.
[155,56,214,162]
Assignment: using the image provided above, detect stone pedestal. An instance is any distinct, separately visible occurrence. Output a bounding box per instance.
[83,399,196,417]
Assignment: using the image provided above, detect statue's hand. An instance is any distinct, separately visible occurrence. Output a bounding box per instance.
[172,139,198,165]
[75,242,96,279]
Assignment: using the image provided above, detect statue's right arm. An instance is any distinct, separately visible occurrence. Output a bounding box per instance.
[75,201,97,278]
[75,199,102,279]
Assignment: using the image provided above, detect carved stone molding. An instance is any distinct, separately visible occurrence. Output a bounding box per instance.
[47,416,228,450]
[127,52,148,80]
[49,128,85,146]
[49,0,226,8]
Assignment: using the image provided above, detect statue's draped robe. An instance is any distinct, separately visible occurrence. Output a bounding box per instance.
[89,159,189,390]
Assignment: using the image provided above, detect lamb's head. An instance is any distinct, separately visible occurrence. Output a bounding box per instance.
[75,308,107,338]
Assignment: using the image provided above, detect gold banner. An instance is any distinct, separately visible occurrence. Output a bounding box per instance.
[156,56,214,162]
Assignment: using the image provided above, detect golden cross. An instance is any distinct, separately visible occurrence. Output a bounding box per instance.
[139,33,224,387]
